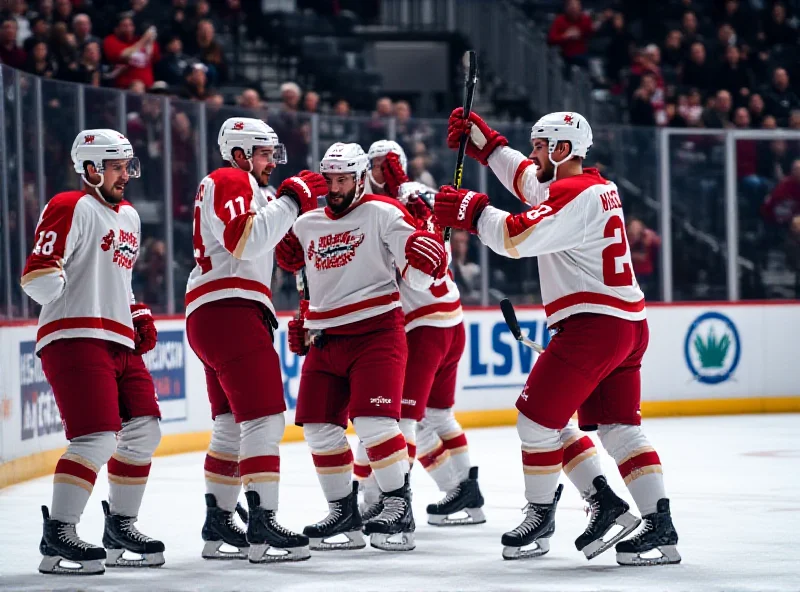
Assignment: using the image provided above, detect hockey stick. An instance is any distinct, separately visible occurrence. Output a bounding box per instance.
[444,50,479,244]
[295,267,322,346]
[500,298,545,354]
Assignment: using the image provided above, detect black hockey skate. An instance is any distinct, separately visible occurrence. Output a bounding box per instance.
[201,494,250,560]
[501,484,563,560]
[360,497,383,522]
[575,476,641,560]
[101,500,165,568]
[304,482,366,550]
[38,506,106,575]
[363,475,415,551]
[616,498,681,566]
[427,466,486,526]
[244,490,310,563]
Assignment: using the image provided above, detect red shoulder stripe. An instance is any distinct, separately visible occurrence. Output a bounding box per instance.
[23,192,84,276]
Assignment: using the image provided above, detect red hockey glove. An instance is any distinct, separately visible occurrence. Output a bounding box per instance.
[288,299,309,356]
[130,303,157,355]
[447,107,508,166]
[405,230,448,279]
[278,170,327,215]
[276,230,306,273]
[433,186,490,234]
[380,152,409,198]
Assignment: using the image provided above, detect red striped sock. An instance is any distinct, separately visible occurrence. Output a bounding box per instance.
[108,453,152,516]
[366,433,409,493]
[51,453,99,523]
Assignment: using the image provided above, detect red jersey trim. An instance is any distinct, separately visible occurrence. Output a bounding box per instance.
[306,292,400,321]
[23,191,84,277]
[185,277,272,307]
[513,159,534,203]
[404,300,463,325]
[37,317,135,343]
[544,292,646,317]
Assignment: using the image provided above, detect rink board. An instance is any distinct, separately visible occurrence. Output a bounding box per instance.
[2,302,799,487]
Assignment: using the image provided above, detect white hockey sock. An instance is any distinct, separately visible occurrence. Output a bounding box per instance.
[239,414,283,510]
[517,413,562,504]
[599,424,667,516]
[353,417,409,494]
[426,408,471,482]
[204,413,241,512]
[51,431,117,523]
[399,418,417,467]
[304,423,353,502]
[354,441,380,505]
[560,423,602,498]
[416,418,459,493]
[108,416,161,516]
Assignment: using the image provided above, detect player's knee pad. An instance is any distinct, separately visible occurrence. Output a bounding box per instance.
[210,413,240,457]
[352,416,401,448]
[67,431,118,469]
[398,418,416,442]
[516,413,560,450]
[116,416,161,462]
[597,423,647,463]
[240,413,284,458]
[303,422,348,453]
[354,439,370,464]
[559,421,583,445]
[421,407,459,434]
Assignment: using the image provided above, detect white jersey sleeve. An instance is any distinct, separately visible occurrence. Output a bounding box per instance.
[487,146,550,207]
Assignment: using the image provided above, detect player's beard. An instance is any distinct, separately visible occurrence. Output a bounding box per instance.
[536,161,556,183]
[326,185,357,214]
[255,167,271,188]
[99,181,126,204]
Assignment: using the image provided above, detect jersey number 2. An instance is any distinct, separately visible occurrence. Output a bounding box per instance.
[601,216,633,287]
[193,185,212,274]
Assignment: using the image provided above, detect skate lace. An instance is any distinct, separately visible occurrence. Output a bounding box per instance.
[374,496,405,524]
[267,512,298,537]
[227,513,247,536]
[120,517,155,543]
[437,484,463,506]
[510,504,542,536]
[584,499,600,530]
[58,523,94,550]
[628,517,653,542]
[317,503,343,528]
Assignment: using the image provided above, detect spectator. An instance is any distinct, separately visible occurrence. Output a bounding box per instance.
[374,96,393,118]
[626,217,661,300]
[666,99,688,127]
[716,45,753,102]
[702,89,733,128]
[757,138,793,186]
[154,33,189,86]
[49,22,78,76]
[303,91,320,113]
[714,23,736,56]
[662,29,684,69]
[23,16,49,53]
[133,238,167,312]
[194,19,227,85]
[64,40,106,86]
[763,68,800,126]
[604,12,635,85]
[333,99,350,116]
[748,93,766,127]
[280,81,301,113]
[130,0,162,36]
[53,0,72,26]
[6,0,32,46]
[790,111,800,130]
[761,159,800,226]
[171,110,196,221]
[682,42,713,94]
[450,230,481,304]
[681,11,704,49]
[733,106,750,128]
[103,15,161,89]
[630,73,657,126]
[24,39,56,78]
[238,88,263,111]
[409,154,436,187]
[185,0,217,51]
[0,18,26,69]
[37,0,54,23]
[273,81,310,181]
[631,45,666,124]
[679,88,704,126]
[166,0,193,45]
[129,79,146,94]
[547,0,595,68]
[721,0,755,44]
[761,2,795,47]
[762,115,778,129]
[177,61,211,100]
[71,13,99,48]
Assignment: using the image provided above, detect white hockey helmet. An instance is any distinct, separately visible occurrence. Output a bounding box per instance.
[320,142,369,200]
[530,112,593,167]
[218,117,286,165]
[368,139,407,173]
[71,129,139,177]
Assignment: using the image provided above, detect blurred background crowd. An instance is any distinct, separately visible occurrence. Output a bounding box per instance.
[1,0,799,317]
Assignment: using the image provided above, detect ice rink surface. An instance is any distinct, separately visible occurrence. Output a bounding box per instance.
[2,413,799,592]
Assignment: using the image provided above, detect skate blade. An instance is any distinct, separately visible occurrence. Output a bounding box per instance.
[105,548,164,568]
[617,545,681,566]
[248,543,311,563]
[202,540,249,560]
[582,512,641,560]
[428,507,486,527]
[369,532,416,552]
[502,537,550,560]
[309,530,366,551]
[38,555,105,575]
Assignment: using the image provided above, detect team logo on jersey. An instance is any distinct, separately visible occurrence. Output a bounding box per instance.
[100,229,115,252]
[684,312,741,385]
[103,229,139,270]
[84,134,95,144]
[307,229,365,270]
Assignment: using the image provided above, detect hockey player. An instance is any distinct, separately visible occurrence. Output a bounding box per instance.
[364,139,407,197]
[275,142,448,552]
[354,143,485,527]
[434,109,680,566]
[187,118,324,563]
[21,129,164,575]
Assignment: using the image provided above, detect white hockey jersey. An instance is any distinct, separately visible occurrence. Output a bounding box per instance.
[21,191,141,353]
[293,195,432,331]
[185,167,298,317]
[482,146,645,325]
